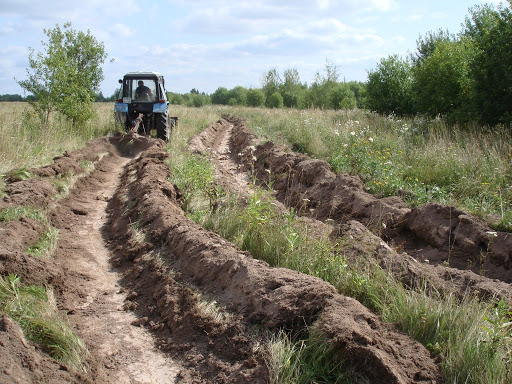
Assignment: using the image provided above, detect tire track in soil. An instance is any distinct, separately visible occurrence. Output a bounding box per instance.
[51,145,183,383]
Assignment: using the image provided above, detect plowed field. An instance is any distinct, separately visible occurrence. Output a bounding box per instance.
[1,115,511,383]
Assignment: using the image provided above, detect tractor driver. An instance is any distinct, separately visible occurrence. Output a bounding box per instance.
[134,80,154,100]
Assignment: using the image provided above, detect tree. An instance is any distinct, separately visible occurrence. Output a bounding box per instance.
[228,86,247,106]
[267,92,284,108]
[262,68,282,104]
[413,39,475,122]
[17,22,108,127]
[365,54,414,115]
[246,88,265,107]
[329,83,357,110]
[411,29,455,65]
[463,3,512,125]
[211,87,230,105]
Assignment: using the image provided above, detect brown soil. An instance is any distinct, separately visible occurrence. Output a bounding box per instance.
[4,114,508,383]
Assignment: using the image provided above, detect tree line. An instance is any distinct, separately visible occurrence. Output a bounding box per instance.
[366,2,512,126]
[167,62,366,111]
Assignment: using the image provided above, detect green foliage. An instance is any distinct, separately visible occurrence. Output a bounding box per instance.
[247,88,266,107]
[464,3,512,126]
[228,86,247,106]
[211,87,230,105]
[262,68,282,102]
[413,39,475,123]
[267,92,284,109]
[0,273,86,370]
[366,54,415,115]
[411,29,455,65]
[17,23,107,127]
[329,83,357,110]
[187,93,211,108]
[167,92,185,105]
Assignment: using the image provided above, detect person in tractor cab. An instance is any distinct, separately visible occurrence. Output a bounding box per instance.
[134,80,154,100]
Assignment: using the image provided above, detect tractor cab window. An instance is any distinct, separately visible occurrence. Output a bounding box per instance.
[127,79,157,101]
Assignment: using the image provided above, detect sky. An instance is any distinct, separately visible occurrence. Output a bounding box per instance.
[0,0,505,97]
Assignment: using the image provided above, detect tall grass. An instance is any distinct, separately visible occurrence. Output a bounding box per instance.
[0,102,117,174]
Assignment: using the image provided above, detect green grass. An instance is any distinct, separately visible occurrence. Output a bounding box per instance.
[268,330,361,384]
[0,273,87,370]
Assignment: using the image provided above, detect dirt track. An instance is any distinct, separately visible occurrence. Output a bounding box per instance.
[1,116,511,383]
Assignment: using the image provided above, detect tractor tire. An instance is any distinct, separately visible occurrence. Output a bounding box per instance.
[156,112,170,141]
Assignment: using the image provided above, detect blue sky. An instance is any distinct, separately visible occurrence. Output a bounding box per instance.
[0,0,504,96]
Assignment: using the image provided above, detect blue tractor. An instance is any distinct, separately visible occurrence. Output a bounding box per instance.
[114,71,175,141]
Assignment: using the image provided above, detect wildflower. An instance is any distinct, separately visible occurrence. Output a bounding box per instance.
[265,169,271,174]
[248,145,256,152]
[350,131,355,136]
[334,130,340,136]
[368,137,374,142]
[486,231,498,237]
[252,156,257,162]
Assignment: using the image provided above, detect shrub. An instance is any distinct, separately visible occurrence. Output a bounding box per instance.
[247,88,266,107]
[267,92,284,109]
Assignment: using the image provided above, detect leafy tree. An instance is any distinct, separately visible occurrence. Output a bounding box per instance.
[261,68,282,104]
[413,39,475,122]
[347,81,366,108]
[281,68,303,108]
[303,60,340,109]
[411,29,455,65]
[365,54,414,115]
[211,87,230,105]
[267,92,284,108]
[187,93,211,107]
[228,86,247,106]
[329,83,357,110]
[246,88,265,107]
[17,22,108,127]
[463,3,512,125]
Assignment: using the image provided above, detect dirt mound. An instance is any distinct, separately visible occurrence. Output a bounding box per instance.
[108,142,443,383]
[224,115,512,298]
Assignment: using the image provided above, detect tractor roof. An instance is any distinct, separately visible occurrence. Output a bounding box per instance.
[123,71,163,78]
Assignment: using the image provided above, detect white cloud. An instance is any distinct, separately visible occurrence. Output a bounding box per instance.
[109,24,135,38]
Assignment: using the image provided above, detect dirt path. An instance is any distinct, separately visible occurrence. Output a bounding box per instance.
[54,153,182,383]
[0,137,185,383]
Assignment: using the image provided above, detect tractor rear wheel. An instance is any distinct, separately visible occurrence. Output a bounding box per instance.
[156,112,170,141]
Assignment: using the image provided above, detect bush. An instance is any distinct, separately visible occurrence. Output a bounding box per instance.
[247,88,266,107]
[366,54,415,115]
[267,92,284,109]
[329,84,357,110]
